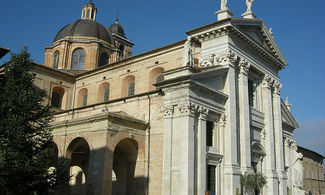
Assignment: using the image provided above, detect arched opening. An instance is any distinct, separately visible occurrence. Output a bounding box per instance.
[66,137,90,195]
[53,51,60,69]
[97,82,110,102]
[51,86,65,109]
[77,88,88,107]
[112,138,138,195]
[49,142,59,167]
[122,75,135,97]
[86,10,90,19]
[119,45,124,60]
[71,48,85,70]
[251,142,266,174]
[149,67,164,90]
[99,53,109,67]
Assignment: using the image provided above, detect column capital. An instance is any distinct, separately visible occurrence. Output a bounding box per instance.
[162,105,175,118]
[218,114,227,126]
[217,49,238,66]
[262,74,274,89]
[198,106,209,120]
[178,102,198,116]
[238,58,250,74]
[273,80,282,95]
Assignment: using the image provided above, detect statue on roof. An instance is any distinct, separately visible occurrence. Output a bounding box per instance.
[246,0,254,12]
[221,0,228,9]
[182,36,194,67]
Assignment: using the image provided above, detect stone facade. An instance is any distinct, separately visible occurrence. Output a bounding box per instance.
[298,147,325,195]
[29,1,305,194]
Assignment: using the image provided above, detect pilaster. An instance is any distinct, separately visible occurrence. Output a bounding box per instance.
[262,74,278,194]
[223,50,241,195]
[237,58,253,174]
[273,80,287,195]
[197,107,208,195]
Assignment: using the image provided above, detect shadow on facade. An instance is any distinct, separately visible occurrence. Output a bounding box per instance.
[51,138,147,195]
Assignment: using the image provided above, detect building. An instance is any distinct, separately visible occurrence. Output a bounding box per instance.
[29,0,306,194]
[298,146,325,195]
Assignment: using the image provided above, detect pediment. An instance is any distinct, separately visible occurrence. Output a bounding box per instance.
[231,19,288,66]
[281,99,298,129]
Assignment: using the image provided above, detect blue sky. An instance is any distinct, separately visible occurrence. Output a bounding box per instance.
[1,0,324,158]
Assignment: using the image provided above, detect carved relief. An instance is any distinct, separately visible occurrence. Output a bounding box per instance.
[219,114,227,126]
[199,49,238,68]
[198,106,209,120]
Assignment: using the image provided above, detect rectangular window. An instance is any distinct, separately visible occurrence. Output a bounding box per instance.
[206,121,214,147]
[248,79,258,108]
[207,165,216,194]
[83,94,87,107]
[128,81,135,97]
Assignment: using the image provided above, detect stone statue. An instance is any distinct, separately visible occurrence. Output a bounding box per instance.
[246,0,254,12]
[221,0,228,9]
[291,142,305,195]
[182,36,194,67]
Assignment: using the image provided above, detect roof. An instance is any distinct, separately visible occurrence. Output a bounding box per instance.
[298,146,325,160]
[0,47,10,59]
[54,19,113,44]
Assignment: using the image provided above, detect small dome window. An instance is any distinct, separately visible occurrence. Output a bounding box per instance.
[71,48,85,70]
[53,51,60,69]
[99,53,109,67]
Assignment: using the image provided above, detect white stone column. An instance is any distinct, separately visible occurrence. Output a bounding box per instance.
[222,50,241,195]
[284,138,293,192]
[262,75,278,194]
[162,105,175,195]
[197,107,208,195]
[273,81,287,195]
[238,59,253,174]
[218,115,226,195]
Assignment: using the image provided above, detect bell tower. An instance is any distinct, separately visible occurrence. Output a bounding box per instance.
[81,0,97,21]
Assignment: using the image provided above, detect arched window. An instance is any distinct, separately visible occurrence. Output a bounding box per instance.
[51,86,65,109]
[99,53,109,67]
[78,88,88,107]
[122,75,135,97]
[149,67,164,90]
[128,81,135,97]
[104,88,110,101]
[71,48,85,70]
[53,51,59,69]
[86,10,90,19]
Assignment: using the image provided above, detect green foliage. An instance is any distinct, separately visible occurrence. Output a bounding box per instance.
[0,47,69,194]
[240,173,267,193]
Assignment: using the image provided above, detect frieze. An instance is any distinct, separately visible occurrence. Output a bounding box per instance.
[199,49,238,68]
[178,102,198,115]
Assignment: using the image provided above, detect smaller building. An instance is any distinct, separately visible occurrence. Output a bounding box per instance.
[0,47,10,59]
[298,146,325,195]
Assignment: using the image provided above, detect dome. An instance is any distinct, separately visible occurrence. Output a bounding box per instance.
[109,23,126,38]
[54,19,113,43]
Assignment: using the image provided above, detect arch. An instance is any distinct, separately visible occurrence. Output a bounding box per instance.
[99,53,109,67]
[53,51,60,69]
[97,82,110,102]
[122,75,135,97]
[66,137,90,195]
[251,141,266,174]
[71,48,85,70]
[51,86,65,109]
[77,88,88,107]
[112,138,138,195]
[86,9,90,19]
[149,67,164,90]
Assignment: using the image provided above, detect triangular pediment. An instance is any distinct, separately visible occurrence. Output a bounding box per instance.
[281,99,299,129]
[231,19,288,66]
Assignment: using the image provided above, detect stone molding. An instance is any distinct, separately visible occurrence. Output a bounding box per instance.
[163,102,211,118]
[179,102,198,115]
[199,49,238,68]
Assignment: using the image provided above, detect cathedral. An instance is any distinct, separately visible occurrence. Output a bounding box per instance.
[30,0,304,194]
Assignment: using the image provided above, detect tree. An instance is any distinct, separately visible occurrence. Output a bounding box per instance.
[0,48,68,194]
